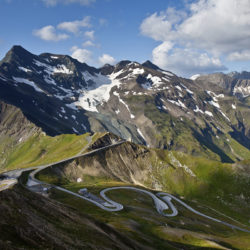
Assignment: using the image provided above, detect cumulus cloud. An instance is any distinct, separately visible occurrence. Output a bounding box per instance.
[34,16,92,42]
[70,46,92,63]
[98,54,116,65]
[82,40,95,47]
[140,0,250,76]
[152,42,227,76]
[42,0,95,7]
[227,50,250,61]
[33,25,68,41]
[84,30,95,40]
[57,17,91,34]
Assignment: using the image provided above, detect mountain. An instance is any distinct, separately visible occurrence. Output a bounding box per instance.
[0,45,249,163]
[195,71,250,99]
[0,46,250,249]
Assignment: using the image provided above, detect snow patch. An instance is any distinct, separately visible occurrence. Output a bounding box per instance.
[205,111,213,117]
[137,128,147,143]
[18,66,32,73]
[113,91,135,119]
[12,77,44,93]
[73,127,79,133]
[162,77,170,82]
[132,68,144,75]
[61,107,66,113]
[77,178,82,183]
[33,59,73,75]
[219,110,230,122]
[233,86,250,97]
[190,74,200,80]
[207,91,224,101]
[167,99,186,108]
[209,100,220,108]
[65,103,78,111]
[53,64,73,74]
[175,85,182,91]
[146,74,163,88]
[193,105,204,114]
[0,76,7,81]
[180,83,193,94]
[161,70,174,76]
[75,72,124,112]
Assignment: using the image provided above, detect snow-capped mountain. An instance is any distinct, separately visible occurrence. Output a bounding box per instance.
[0,46,249,162]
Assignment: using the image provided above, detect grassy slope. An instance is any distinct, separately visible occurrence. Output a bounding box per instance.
[152,149,249,229]
[39,178,250,249]
[0,132,105,173]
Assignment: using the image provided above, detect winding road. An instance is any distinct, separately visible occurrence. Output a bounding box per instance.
[1,139,250,233]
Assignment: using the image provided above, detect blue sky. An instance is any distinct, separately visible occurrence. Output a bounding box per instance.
[0,0,250,77]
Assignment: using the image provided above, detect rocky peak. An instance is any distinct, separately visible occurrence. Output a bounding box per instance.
[142,60,160,71]
[0,45,37,69]
[113,60,133,72]
[99,63,115,75]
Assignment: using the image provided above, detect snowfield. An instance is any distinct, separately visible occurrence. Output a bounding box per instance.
[75,71,123,112]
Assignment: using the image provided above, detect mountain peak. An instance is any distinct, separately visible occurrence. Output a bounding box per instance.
[99,63,114,75]
[116,60,132,67]
[1,45,36,65]
[142,60,160,70]
[10,45,29,53]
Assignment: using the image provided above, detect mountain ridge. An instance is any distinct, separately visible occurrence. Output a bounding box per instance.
[0,45,249,163]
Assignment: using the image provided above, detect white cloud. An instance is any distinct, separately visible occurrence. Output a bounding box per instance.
[98,54,116,65]
[152,42,226,76]
[82,40,95,47]
[57,17,91,34]
[70,46,92,63]
[84,30,95,40]
[33,25,69,41]
[227,50,250,61]
[42,0,95,7]
[140,8,185,42]
[140,0,250,75]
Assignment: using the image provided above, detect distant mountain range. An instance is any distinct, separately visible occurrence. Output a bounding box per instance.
[0,45,249,162]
